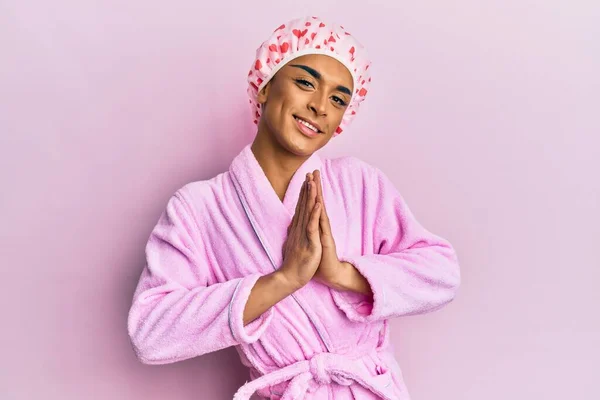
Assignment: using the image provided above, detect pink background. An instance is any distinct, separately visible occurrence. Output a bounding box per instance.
[1,1,598,399]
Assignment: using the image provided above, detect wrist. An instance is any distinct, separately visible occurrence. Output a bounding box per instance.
[318,261,352,291]
[337,261,373,296]
[331,261,353,291]
[272,270,304,293]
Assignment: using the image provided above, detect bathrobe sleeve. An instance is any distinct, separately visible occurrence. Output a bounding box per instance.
[127,189,273,365]
[330,165,461,323]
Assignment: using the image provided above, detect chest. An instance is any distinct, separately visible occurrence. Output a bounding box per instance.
[195,179,376,354]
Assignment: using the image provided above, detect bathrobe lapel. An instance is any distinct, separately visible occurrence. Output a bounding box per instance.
[228,143,323,273]
[229,144,335,352]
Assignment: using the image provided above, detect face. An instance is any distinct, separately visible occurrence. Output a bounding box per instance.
[256,54,354,156]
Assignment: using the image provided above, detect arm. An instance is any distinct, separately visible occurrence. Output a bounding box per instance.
[244,270,299,325]
[330,165,461,323]
[127,189,286,365]
[327,261,373,296]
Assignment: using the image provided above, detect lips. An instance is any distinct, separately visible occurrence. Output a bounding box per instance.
[293,115,323,133]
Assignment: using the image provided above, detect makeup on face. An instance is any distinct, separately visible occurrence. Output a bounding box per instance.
[289,64,352,107]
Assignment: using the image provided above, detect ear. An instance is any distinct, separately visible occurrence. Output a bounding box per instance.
[257,79,272,104]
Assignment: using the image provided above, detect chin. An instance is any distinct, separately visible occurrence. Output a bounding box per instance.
[279,129,319,156]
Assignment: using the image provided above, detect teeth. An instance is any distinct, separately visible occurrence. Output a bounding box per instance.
[295,117,319,133]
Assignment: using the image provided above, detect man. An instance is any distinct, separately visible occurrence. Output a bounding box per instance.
[128,16,461,399]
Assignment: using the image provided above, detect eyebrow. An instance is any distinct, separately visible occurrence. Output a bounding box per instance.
[289,64,353,97]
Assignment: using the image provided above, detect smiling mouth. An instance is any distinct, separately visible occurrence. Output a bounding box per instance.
[293,115,322,134]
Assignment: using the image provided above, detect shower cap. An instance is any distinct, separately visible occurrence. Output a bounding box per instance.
[247,16,372,136]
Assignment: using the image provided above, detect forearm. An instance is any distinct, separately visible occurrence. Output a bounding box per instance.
[329,261,373,296]
[243,271,299,325]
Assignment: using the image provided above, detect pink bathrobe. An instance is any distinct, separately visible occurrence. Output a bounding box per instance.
[127,144,461,399]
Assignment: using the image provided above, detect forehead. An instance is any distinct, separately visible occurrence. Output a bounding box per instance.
[283,54,354,90]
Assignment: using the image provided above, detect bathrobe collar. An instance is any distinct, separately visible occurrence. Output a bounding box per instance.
[229,143,323,269]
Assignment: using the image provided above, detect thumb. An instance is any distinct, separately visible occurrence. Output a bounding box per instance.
[319,205,333,238]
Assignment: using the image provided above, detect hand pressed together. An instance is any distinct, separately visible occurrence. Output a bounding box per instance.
[309,170,348,288]
[281,170,349,291]
[279,173,323,289]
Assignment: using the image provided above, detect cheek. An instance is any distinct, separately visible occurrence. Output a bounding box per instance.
[269,87,297,113]
[328,107,347,126]
[262,96,294,131]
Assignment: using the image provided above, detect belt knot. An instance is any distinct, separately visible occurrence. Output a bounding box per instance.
[308,352,353,387]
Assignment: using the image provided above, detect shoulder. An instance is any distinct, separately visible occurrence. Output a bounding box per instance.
[322,154,382,184]
[168,171,230,216]
[324,154,372,174]
[322,154,402,205]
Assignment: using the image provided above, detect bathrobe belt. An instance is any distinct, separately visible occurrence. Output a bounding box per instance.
[233,347,396,400]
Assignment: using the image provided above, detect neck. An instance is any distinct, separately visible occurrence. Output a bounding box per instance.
[251,130,311,202]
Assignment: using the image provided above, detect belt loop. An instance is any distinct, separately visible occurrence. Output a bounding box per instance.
[377,319,389,350]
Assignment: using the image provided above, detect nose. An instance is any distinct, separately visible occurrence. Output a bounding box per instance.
[307,90,327,117]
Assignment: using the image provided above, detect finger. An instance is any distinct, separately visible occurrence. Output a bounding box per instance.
[314,170,324,204]
[314,170,328,216]
[307,202,322,244]
[313,170,331,231]
[307,172,315,194]
[313,170,324,229]
[319,206,332,239]
[298,178,310,231]
[304,180,316,231]
[292,180,306,229]
[300,180,311,232]
[292,180,305,228]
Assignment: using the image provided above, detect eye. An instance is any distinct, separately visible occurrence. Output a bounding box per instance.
[332,96,347,107]
[295,79,314,88]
